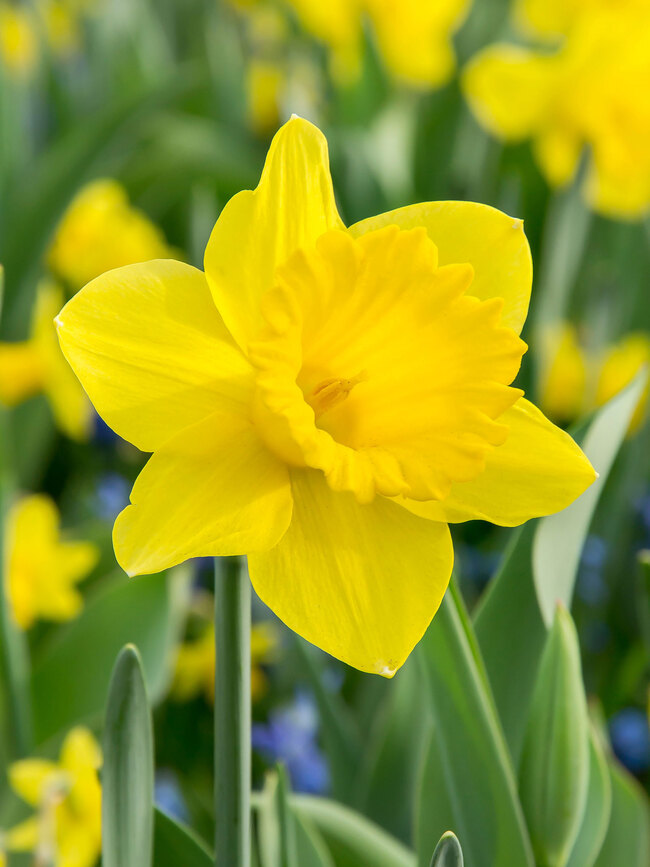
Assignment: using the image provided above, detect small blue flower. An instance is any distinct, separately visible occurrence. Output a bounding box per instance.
[93,413,120,446]
[456,543,500,591]
[155,770,189,823]
[609,708,650,775]
[95,473,130,520]
[576,536,609,606]
[252,692,330,794]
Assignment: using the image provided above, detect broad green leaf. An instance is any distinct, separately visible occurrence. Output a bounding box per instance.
[565,726,613,867]
[417,589,534,867]
[31,568,189,744]
[430,832,464,867]
[473,523,546,764]
[153,809,213,867]
[102,645,154,867]
[291,795,416,867]
[593,762,650,867]
[519,606,589,866]
[359,654,432,842]
[294,813,336,867]
[534,371,647,627]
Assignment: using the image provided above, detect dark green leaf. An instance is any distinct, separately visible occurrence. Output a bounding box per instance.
[153,808,213,867]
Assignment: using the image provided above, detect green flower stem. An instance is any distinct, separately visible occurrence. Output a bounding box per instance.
[214,557,251,867]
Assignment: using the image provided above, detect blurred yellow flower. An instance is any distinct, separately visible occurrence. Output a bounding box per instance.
[56,117,595,675]
[5,494,99,630]
[539,324,587,423]
[539,325,650,434]
[463,9,650,218]
[0,2,38,76]
[5,727,101,867]
[172,617,278,703]
[0,280,93,440]
[514,0,647,41]
[47,179,173,289]
[595,334,650,433]
[39,0,81,58]
[231,0,469,88]
[247,59,285,135]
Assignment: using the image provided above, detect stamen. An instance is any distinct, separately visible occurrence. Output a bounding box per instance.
[309,370,367,417]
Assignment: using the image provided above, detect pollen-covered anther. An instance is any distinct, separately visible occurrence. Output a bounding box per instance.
[308,370,368,417]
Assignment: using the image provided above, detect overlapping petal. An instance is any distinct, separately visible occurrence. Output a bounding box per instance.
[248,468,453,676]
[114,410,293,576]
[349,200,532,335]
[56,260,253,452]
[399,398,597,527]
[204,116,344,352]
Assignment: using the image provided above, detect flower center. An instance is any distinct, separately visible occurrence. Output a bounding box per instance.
[250,226,525,503]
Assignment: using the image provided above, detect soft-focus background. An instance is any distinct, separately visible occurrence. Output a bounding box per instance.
[0,0,648,864]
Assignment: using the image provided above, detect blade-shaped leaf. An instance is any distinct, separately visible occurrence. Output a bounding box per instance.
[519,605,589,866]
[593,762,650,867]
[291,795,416,867]
[534,371,647,627]
[565,726,613,867]
[153,809,213,867]
[257,767,298,867]
[31,569,189,744]
[102,644,154,867]
[417,586,534,867]
[430,832,464,867]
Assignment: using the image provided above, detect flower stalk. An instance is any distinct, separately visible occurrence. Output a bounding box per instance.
[214,557,251,867]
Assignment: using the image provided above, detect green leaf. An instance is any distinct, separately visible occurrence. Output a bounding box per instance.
[102,644,154,867]
[473,523,546,764]
[294,814,336,867]
[593,762,650,867]
[519,605,589,866]
[637,551,650,655]
[291,795,416,867]
[534,371,647,627]
[415,730,455,867]
[430,832,464,867]
[565,726,613,867]
[31,568,189,744]
[359,654,432,842]
[417,588,534,867]
[153,809,213,867]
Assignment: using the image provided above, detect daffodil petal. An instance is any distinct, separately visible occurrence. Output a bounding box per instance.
[56,260,253,452]
[204,116,344,352]
[462,45,559,141]
[248,468,453,676]
[348,200,532,335]
[399,398,596,527]
[60,727,102,773]
[9,759,60,806]
[5,817,39,851]
[114,410,293,575]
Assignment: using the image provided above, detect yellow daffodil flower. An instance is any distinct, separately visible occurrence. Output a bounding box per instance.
[39,0,81,59]
[595,334,650,434]
[56,117,595,675]
[463,9,650,219]
[230,0,470,88]
[47,179,173,290]
[5,494,99,630]
[514,0,647,41]
[538,324,588,424]
[0,280,93,440]
[5,727,101,867]
[539,325,650,434]
[0,2,38,76]
[173,617,279,703]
